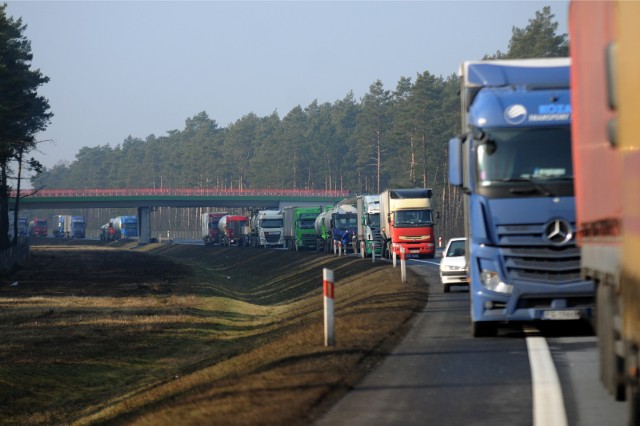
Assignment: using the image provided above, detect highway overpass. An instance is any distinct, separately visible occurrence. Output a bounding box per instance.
[10,188,350,243]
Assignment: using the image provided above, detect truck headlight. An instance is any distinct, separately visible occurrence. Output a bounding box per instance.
[480,270,513,294]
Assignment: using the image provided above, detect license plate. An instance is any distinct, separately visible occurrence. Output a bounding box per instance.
[542,310,581,320]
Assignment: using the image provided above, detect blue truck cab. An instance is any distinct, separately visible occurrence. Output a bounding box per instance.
[448,58,593,336]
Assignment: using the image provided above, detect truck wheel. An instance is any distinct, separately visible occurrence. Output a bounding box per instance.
[472,321,497,337]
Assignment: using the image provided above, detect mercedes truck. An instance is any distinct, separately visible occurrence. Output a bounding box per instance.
[448,58,593,337]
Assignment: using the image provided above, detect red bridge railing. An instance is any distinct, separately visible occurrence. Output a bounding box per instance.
[11,188,351,198]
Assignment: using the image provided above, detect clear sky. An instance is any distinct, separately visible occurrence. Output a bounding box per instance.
[6,1,569,171]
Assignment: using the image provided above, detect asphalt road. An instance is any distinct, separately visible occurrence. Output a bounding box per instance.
[316,257,626,426]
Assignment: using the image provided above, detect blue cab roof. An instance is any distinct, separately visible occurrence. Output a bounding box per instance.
[461,58,571,128]
[462,58,570,88]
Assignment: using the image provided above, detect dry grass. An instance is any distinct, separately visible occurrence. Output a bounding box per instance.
[0,240,430,425]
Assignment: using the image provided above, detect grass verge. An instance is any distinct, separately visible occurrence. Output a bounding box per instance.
[0,241,429,425]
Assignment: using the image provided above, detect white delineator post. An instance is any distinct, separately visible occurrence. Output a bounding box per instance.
[400,246,407,283]
[360,241,365,259]
[323,268,335,346]
[392,244,397,268]
[371,242,376,263]
[333,240,337,255]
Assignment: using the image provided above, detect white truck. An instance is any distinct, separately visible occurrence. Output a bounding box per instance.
[249,210,284,248]
[356,195,382,257]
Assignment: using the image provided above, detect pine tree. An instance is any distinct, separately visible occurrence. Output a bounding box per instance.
[0,5,52,249]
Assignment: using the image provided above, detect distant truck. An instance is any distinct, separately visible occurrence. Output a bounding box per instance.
[49,215,86,238]
[112,216,138,239]
[379,188,435,260]
[315,203,357,253]
[7,215,27,240]
[67,216,86,238]
[201,212,228,245]
[356,195,382,257]
[17,216,27,237]
[50,215,66,238]
[218,215,248,247]
[570,0,640,419]
[283,206,322,251]
[249,210,284,248]
[314,208,331,252]
[28,217,47,237]
[448,58,593,337]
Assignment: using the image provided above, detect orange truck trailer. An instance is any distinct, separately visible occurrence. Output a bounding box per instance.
[570,0,640,422]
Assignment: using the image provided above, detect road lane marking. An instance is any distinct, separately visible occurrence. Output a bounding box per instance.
[526,334,568,426]
[408,258,440,266]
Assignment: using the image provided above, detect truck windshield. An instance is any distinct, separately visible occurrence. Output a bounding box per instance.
[298,217,316,229]
[394,210,432,226]
[260,219,283,228]
[476,127,572,187]
[367,213,380,227]
[335,214,357,229]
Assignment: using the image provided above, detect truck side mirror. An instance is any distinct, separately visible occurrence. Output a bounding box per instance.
[449,137,463,186]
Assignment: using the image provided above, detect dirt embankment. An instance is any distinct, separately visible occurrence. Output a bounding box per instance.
[0,240,432,425]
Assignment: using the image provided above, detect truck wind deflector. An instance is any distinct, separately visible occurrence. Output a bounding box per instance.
[389,188,433,199]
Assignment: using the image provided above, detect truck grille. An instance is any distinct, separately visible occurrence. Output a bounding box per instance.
[301,234,316,246]
[265,233,281,243]
[372,228,383,248]
[496,223,581,284]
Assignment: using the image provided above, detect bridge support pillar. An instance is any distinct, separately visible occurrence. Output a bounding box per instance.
[138,207,151,244]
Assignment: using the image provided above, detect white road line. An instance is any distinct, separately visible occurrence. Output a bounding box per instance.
[409,258,440,266]
[526,334,568,426]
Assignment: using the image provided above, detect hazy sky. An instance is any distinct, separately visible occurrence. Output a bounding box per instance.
[6,1,569,171]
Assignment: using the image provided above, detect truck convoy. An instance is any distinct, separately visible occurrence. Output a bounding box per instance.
[315,203,357,253]
[569,0,640,420]
[448,58,593,337]
[249,210,284,248]
[50,215,87,238]
[218,215,248,246]
[112,215,138,239]
[201,212,228,245]
[283,206,322,251]
[379,188,435,260]
[356,195,382,257]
